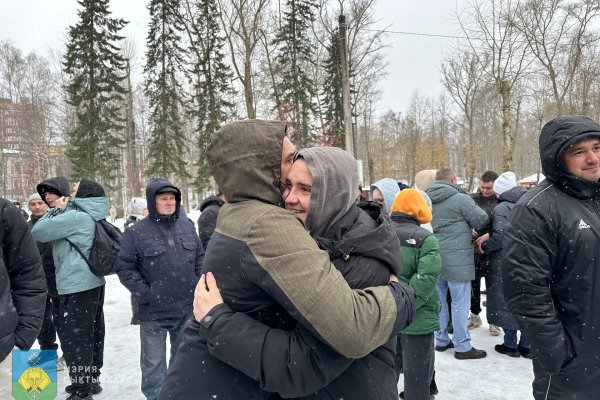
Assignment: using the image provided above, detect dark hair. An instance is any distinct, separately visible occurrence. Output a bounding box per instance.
[436,168,455,181]
[13,201,20,206]
[480,171,499,183]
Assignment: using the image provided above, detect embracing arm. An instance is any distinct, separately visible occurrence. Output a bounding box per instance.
[481,205,509,254]
[243,212,415,359]
[502,204,567,374]
[193,273,350,397]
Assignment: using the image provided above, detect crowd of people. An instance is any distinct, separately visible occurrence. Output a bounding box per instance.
[0,115,599,400]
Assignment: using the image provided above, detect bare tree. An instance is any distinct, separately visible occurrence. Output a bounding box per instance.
[442,51,487,189]
[218,0,270,119]
[512,0,600,116]
[459,0,532,171]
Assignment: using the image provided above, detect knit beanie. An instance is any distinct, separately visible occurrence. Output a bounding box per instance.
[28,193,42,205]
[75,179,105,198]
[390,188,433,224]
[414,169,438,191]
[493,172,517,195]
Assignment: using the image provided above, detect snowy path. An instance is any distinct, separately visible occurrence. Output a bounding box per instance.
[49,275,534,400]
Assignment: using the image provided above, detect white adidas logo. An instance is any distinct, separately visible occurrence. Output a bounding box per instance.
[578,219,591,229]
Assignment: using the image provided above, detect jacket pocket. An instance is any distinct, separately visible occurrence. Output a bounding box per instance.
[142,245,167,280]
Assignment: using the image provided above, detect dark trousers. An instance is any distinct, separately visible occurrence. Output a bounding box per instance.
[395,333,435,400]
[470,253,489,315]
[58,285,105,397]
[37,295,61,350]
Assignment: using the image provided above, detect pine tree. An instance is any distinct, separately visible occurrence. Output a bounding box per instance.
[321,28,345,147]
[188,0,234,191]
[272,0,318,148]
[144,0,190,181]
[63,0,127,186]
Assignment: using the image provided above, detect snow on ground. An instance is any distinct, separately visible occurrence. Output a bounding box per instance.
[44,216,534,399]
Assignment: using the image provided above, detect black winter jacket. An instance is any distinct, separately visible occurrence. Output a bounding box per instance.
[503,116,600,399]
[0,198,46,361]
[116,178,204,321]
[197,195,224,249]
[481,186,526,330]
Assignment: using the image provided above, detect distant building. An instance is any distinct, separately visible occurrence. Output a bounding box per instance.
[0,98,68,200]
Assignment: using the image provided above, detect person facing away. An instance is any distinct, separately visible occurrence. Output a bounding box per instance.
[27,193,63,357]
[116,178,204,400]
[425,168,489,360]
[13,200,29,220]
[0,198,46,359]
[389,188,442,400]
[124,197,148,230]
[503,115,600,399]
[185,146,414,400]
[468,170,499,333]
[31,179,108,400]
[474,171,530,359]
[159,120,413,400]
[196,190,226,249]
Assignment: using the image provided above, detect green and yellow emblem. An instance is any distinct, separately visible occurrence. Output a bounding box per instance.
[12,350,57,400]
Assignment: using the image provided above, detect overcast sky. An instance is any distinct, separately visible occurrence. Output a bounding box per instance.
[1,0,466,114]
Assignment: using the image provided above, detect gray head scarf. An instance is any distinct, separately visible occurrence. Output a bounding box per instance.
[296,147,359,237]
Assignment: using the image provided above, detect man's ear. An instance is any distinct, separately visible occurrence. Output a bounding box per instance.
[451,176,457,184]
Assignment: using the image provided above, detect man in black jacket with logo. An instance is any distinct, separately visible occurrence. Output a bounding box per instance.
[503,115,600,399]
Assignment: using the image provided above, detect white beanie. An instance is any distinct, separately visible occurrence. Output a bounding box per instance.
[493,172,517,195]
[27,193,42,205]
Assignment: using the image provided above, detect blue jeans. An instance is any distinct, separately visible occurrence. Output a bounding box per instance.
[140,315,188,400]
[503,329,529,349]
[435,279,472,352]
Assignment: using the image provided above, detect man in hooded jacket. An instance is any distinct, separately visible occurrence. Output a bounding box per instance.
[159,120,414,399]
[116,178,204,400]
[503,115,600,399]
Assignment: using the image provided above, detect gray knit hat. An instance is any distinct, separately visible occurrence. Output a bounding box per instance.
[27,193,42,205]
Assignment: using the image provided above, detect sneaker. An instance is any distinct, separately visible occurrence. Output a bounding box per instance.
[66,383,102,395]
[518,346,533,359]
[454,347,487,360]
[56,356,67,371]
[494,344,520,358]
[468,313,482,329]
[489,325,501,336]
[435,341,454,352]
[66,394,93,400]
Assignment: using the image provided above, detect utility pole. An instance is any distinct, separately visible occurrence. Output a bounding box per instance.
[339,14,354,157]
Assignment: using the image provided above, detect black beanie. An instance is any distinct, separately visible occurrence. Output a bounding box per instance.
[75,179,105,198]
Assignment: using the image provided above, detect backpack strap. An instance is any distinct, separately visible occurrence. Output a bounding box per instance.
[66,238,93,267]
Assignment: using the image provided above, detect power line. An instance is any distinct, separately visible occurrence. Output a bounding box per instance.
[364,28,469,40]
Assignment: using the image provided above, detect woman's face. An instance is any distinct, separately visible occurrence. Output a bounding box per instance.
[283,158,312,223]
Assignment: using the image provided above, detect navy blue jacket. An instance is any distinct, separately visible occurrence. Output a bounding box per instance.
[116,178,204,321]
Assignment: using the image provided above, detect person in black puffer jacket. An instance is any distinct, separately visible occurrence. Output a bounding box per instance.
[185,146,414,400]
[196,192,225,249]
[476,172,529,358]
[0,198,46,362]
[503,115,600,399]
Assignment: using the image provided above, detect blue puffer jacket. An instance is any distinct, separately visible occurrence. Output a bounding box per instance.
[116,178,204,321]
[31,197,107,295]
[425,181,489,281]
